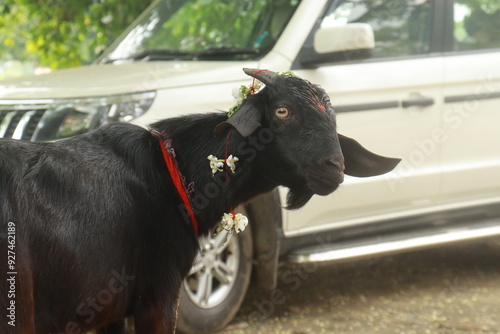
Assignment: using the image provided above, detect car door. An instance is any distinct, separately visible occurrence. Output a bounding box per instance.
[440,0,500,207]
[285,0,445,235]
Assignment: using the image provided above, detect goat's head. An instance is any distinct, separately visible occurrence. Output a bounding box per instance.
[216,68,400,209]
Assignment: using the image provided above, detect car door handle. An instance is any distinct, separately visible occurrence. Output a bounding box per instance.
[402,97,435,108]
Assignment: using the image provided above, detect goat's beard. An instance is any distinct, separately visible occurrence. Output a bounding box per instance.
[286,188,314,210]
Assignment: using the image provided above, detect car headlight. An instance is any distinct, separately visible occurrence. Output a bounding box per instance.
[33,91,155,141]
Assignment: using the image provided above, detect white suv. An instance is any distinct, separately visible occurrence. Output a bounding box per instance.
[1,0,500,332]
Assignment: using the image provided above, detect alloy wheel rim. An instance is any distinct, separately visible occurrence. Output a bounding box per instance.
[183,231,240,308]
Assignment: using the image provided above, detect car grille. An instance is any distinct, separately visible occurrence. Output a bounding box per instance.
[0,108,47,141]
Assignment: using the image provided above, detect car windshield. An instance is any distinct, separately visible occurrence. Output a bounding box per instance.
[99,0,301,63]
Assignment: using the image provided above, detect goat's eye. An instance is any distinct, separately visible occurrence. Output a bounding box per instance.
[275,107,290,118]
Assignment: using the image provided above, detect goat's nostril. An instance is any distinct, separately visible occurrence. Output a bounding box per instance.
[324,158,344,174]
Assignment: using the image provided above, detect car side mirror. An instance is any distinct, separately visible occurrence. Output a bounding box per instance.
[299,23,375,68]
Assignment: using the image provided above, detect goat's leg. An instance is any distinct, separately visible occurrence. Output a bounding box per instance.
[133,294,179,334]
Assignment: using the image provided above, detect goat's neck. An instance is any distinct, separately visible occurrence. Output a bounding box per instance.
[151,113,277,235]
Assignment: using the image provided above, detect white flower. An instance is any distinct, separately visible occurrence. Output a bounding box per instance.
[221,213,235,231]
[208,154,239,175]
[232,87,244,104]
[233,213,248,233]
[252,79,263,93]
[225,155,239,174]
[217,212,248,234]
[208,155,224,175]
[228,80,264,118]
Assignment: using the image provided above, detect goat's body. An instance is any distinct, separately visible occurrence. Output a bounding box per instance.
[0,118,235,333]
[0,69,400,333]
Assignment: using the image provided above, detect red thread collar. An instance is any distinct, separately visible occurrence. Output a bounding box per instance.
[151,129,199,236]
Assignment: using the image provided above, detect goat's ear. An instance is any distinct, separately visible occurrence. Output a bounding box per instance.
[339,134,401,177]
[215,99,262,137]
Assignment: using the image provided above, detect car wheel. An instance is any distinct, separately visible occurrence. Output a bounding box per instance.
[177,224,253,334]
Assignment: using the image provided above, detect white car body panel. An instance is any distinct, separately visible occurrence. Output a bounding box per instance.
[441,52,500,205]
[0,0,499,238]
[285,56,445,235]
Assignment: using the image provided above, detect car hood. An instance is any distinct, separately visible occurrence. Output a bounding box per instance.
[0,61,256,100]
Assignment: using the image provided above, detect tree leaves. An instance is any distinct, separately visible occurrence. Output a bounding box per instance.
[0,0,153,69]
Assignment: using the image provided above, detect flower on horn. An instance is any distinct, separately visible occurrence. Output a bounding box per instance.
[228,80,263,118]
[227,71,297,118]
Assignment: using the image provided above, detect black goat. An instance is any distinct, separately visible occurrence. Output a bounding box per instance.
[0,68,399,333]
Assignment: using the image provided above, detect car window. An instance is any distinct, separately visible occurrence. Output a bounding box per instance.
[322,0,433,59]
[453,1,500,51]
[99,0,301,63]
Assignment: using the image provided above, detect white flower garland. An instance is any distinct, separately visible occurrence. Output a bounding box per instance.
[209,72,303,239]
[207,154,247,237]
[227,79,263,117]
[217,212,248,234]
[214,212,249,243]
[207,154,239,175]
[227,71,298,118]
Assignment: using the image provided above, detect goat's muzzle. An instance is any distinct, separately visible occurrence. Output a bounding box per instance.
[304,153,345,196]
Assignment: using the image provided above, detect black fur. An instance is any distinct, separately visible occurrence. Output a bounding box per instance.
[0,123,199,333]
[0,70,399,333]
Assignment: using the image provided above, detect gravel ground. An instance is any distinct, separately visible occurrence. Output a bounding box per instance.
[223,238,500,334]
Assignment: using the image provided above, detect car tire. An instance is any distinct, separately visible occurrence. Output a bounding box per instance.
[177,223,253,334]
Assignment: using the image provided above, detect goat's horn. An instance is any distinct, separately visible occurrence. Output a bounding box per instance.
[243,68,279,86]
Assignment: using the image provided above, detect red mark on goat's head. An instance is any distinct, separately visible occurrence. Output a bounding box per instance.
[310,94,327,113]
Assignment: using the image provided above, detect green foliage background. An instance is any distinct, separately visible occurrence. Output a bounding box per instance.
[0,0,154,69]
[2,0,497,71]
[153,0,266,52]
